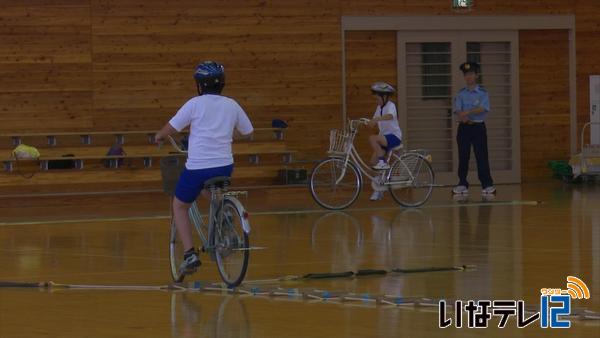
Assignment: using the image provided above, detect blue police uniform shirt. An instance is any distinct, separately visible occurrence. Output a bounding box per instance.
[453,85,490,122]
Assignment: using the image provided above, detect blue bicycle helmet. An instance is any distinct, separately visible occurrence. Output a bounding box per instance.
[194,61,225,95]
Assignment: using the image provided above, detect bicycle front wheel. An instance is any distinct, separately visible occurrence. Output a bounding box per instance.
[309,157,362,210]
[169,201,206,282]
[169,216,185,282]
[214,198,249,288]
[389,153,435,207]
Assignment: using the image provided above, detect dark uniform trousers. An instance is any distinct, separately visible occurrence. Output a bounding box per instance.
[457,122,494,188]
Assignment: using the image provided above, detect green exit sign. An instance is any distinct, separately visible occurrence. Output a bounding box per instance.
[453,0,474,8]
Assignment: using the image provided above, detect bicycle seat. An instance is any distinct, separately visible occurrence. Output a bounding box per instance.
[390,144,404,152]
[204,176,231,190]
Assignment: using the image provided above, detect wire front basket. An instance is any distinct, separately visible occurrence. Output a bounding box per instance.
[160,155,186,196]
[328,129,352,155]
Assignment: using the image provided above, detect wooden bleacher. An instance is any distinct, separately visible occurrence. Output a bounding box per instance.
[0,128,302,194]
[0,128,284,146]
[1,142,296,168]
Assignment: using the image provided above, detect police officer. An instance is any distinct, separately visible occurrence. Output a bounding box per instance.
[452,62,495,196]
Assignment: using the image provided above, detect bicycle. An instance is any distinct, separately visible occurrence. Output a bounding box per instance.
[309,118,435,209]
[160,136,251,287]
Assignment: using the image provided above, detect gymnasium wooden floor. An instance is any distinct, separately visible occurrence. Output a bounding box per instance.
[0,182,598,337]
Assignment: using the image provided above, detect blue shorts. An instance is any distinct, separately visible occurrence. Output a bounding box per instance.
[174,164,234,203]
[381,134,402,152]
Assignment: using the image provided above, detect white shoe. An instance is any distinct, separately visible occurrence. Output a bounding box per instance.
[452,185,469,195]
[370,191,384,201]
[482,186,496,195]
[372,161,390,170]
[178,252,201,277]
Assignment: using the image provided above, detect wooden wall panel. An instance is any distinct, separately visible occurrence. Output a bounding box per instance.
[0,0,598,178]
[0,1,92,132]
[520,30,570,179]
[88,0,342,159]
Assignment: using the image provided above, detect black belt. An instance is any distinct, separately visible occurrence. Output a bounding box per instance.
[459,121,485,125]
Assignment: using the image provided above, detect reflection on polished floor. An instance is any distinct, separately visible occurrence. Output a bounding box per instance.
[0,182,599,337]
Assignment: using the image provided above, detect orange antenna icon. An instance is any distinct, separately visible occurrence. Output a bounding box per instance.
[566,276,590,300]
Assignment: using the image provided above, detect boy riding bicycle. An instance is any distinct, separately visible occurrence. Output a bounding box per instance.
[155,61,254,277]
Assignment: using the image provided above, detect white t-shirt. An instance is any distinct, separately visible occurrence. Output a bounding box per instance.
[169,94,254,170]
[372,101,402,140]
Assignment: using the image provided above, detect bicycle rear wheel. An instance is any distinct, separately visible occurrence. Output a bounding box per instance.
[389,153,435,207]
[309,157,362,210]
[214,198,250,287]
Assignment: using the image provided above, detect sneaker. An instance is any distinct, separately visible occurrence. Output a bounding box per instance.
[370,191,384,201]
[372,161,390,170]
[452,185,469,195]
[482,186,496,195]
[178,252,201,277]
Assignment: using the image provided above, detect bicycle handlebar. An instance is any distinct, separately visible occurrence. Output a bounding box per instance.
[157,135,187,153]
[349,118,371,129]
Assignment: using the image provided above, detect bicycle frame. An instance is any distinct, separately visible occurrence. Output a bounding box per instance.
[330,120,421,187]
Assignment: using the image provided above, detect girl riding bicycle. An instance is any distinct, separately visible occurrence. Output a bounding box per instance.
[155,61,254,277]
[367,82,403,201]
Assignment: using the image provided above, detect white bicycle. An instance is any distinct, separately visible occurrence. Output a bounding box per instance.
[309,118,435,209]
